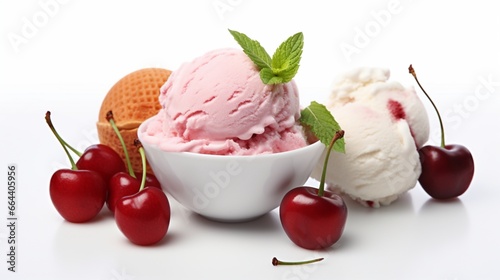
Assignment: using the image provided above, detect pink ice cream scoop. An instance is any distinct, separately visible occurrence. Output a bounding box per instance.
[140,48,307,155]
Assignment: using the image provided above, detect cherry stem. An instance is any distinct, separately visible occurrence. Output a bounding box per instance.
[409,64,446,148]
[272,257,324,266]
[135,140,147,192]
[44,111,82,157]
[45,111,78,170]
[62,139,82,157]
[107,111,136,178]
[318,130,345,197]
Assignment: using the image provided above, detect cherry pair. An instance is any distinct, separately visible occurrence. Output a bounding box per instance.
[46,111,124,223]
[103,111,170,245]
[46,111,170,246]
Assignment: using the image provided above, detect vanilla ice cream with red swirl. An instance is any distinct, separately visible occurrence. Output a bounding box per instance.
[311,67,430,207]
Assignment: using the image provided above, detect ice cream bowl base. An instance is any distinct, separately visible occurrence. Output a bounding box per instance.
[138,124,325,223]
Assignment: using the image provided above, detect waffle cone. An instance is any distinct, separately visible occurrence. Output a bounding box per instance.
[97,68,171,175]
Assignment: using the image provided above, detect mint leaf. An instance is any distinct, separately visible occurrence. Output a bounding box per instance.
[228,29,272,70]
[271,32,303,82]
[273,63,300,84]
[229,29,304,85]
[300,101,345,153]
[260,68,283,85]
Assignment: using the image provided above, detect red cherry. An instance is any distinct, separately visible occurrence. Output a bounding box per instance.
[107,172,162,213]
[418,144,474,199]
[280,187,347,250]
[115,187,171,246]
[138,173,162,189]
[104,111,162,213]
[113,140,171,245]
[45,111,107,223]
[279,130,347,250]
[76,144,126,184]
[409,65,475,199]
[107,172,140,213]
[50,169,107,223]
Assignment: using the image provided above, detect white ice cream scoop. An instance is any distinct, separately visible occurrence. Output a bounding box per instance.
[311,67,430,207]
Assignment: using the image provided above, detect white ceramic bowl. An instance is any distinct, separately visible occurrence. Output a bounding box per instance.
[138,118,325,222]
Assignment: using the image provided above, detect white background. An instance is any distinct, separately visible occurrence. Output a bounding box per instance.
[1,0,500,279]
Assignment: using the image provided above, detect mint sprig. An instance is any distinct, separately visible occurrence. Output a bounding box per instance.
[228,30,342,152]
[228,29,271,70]
[228,29,303,85]
[300,101,345,153]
